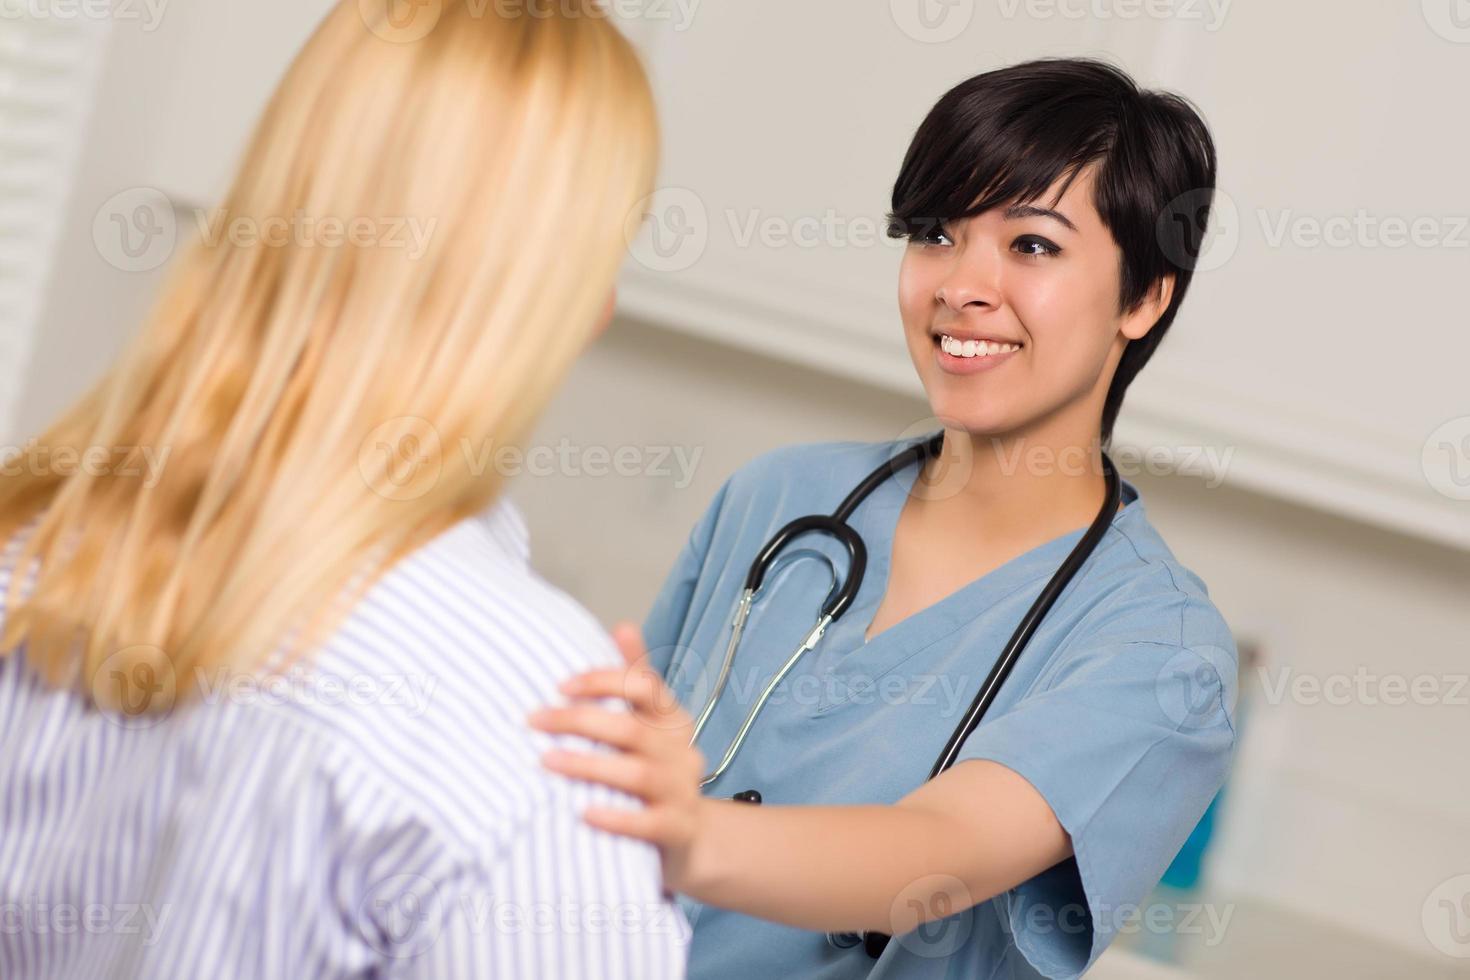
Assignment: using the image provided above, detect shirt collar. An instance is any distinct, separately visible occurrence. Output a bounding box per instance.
[477,496,531,563]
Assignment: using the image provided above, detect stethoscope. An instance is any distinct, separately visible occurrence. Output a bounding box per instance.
[683,431,1123,959]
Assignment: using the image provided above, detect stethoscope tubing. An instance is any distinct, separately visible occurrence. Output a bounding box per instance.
[927,448,1122,778]
[685,431,1121,812]
[688,434,942,786]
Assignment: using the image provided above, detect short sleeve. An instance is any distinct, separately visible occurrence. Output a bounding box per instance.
[642,477,732,679]
[952,627,1238,979]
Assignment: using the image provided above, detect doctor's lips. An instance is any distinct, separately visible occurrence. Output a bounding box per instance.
[931,329,1023,373]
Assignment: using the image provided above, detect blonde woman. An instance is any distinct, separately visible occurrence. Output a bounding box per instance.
[0,2,682,977]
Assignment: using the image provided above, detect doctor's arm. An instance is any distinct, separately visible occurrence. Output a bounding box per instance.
[681,758,1071,934]
[528,624,1073,936]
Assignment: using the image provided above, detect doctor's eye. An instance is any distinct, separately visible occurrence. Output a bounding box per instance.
[1012,235,1062,258]
[897,218,953,248]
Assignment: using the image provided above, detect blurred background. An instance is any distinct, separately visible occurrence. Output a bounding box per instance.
[3,1,1467,976]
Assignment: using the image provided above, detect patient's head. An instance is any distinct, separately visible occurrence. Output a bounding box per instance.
[0,0,658,709]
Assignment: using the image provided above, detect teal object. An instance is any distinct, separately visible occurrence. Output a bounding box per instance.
[1162,788,1223,889]
[1162,643,1247,891]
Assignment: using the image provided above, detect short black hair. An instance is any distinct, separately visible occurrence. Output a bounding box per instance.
[887,57,1218,446]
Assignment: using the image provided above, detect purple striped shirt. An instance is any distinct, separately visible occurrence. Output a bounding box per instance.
[0,499,689,978]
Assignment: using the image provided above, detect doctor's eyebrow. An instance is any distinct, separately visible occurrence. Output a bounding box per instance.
[1003,203,1078,232]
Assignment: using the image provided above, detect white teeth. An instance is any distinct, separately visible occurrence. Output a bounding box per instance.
[939,335,1020,358]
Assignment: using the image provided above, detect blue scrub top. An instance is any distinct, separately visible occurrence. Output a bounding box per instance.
[643,436,1239,980]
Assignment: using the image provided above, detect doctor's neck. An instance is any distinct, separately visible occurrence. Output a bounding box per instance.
[916,424,1118,540]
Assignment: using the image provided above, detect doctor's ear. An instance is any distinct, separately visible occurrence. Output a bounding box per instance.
[1119,273,1175,342]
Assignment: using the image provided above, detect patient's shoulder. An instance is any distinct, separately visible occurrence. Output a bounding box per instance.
[274,498,624,850]
[321,497,619,711]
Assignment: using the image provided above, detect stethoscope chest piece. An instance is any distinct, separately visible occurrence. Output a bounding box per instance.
[825,930,891,957]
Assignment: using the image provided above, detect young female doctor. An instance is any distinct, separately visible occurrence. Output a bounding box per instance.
[531,58,1238,979]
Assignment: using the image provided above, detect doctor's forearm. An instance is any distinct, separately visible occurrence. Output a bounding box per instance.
[680,798,990,934]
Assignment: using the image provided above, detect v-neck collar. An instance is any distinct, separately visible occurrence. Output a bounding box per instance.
[809,438,1141,714]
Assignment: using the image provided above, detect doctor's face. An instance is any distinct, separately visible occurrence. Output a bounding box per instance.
[898,164,1157,441]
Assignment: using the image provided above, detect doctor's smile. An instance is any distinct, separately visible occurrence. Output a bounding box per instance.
[933,334,1024,374]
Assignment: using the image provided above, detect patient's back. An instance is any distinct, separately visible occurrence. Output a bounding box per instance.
[0,499,688,979]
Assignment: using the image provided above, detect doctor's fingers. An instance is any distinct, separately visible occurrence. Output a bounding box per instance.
[541,747,699,804]
[560,669,690,728]
[528,703,669,753]
[582,801,698,850]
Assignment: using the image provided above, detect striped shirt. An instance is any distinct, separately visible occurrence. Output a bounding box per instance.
[0,499,689,978]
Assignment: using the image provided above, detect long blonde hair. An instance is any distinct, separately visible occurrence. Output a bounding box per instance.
[0,0,658,712]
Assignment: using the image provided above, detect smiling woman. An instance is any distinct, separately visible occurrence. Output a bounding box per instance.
[532,56,1238,980]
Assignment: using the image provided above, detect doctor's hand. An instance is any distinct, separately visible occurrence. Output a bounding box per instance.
[527,623,708,892]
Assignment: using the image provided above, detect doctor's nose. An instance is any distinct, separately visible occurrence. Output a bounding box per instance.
[934,257,1003,313]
